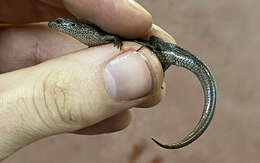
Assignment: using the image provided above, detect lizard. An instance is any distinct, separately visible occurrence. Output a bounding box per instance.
[48,18,217,149]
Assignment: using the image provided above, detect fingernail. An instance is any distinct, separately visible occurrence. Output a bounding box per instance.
[127,0,151,15]
[151,24,176,43]
[104,51,153,100]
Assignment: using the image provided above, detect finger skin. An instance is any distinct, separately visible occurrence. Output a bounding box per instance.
[0,24,86,72]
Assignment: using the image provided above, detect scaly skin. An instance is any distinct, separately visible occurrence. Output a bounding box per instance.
[48,18,217,149]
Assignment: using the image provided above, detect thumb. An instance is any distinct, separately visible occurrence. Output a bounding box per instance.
[0,42,163,159]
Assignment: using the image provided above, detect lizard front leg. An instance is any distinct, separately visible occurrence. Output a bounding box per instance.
[101,35,123,49]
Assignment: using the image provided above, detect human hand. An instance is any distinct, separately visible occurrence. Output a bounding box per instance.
[0,0,175,160]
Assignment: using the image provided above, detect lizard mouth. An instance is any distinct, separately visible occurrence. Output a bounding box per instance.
[48,18,67,30]
[48,21,59,30]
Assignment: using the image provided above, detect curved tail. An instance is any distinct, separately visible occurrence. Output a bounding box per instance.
[152,44,217,149]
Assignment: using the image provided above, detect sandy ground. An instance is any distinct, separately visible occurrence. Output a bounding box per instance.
[5,0,260,163]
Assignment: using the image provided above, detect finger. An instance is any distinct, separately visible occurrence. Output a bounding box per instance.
[0,39,163,160]
[144,24,176,43]
[1,0,152,38]
[0,0,74,24]
[74,111,132,135]
[0,24,86,73]
[62,0,152,38]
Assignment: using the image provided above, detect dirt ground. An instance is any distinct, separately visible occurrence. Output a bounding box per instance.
[5,0,260,163]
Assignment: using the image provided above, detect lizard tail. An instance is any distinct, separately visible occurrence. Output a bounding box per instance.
[152,45,217,149]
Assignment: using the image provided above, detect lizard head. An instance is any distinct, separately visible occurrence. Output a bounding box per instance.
[48,18,91,36]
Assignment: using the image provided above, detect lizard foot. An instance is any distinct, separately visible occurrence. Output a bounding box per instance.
[102,35,123,49]
[113,37,123,49]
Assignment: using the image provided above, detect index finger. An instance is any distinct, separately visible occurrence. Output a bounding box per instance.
[46,0,152,38]
[1,0,152,38]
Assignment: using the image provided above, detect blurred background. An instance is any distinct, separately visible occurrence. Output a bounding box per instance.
[6,0,260,162]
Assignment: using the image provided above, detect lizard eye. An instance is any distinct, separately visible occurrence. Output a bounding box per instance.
[55,18,63,24]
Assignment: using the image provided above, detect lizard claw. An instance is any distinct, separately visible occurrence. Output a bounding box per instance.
[113,38,123,50]
[102,35,123,50]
